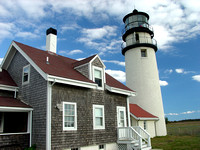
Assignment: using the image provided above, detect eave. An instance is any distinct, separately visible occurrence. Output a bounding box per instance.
[106,84,136,96]
[0,84,19,92]
[130,113,159,121]
[47,75,98,89]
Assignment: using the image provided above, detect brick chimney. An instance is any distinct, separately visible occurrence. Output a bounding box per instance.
[46,27,57,53]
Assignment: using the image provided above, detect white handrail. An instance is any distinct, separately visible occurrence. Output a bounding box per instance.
[132,126,151,147]
[117,126,151,149]
[117,127,143,149]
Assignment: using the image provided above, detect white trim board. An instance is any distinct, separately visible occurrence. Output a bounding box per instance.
[130,113,159,121]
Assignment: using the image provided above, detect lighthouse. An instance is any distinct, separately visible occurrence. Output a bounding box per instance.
[122,9,167,136]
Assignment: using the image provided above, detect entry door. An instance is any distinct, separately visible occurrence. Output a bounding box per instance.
[117,106,127,127]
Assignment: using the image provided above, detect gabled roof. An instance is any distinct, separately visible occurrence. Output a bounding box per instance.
[73,54,97,68]
[14,41,94,84]
[2,41,135,96]
[0,96,32,110]
[129,104,158,120]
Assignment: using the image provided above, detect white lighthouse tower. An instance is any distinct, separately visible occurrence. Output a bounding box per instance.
[122,9,167,136]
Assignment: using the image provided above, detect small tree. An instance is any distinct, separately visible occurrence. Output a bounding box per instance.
[165,117,169,124]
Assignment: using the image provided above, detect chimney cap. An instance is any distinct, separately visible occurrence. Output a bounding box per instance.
[46,27,57,35]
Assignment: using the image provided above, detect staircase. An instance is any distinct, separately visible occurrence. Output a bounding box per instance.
[117,126,151,150]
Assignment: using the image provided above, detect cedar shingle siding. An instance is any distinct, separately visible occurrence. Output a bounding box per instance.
[7,51,47,149]
[51,83,127,149]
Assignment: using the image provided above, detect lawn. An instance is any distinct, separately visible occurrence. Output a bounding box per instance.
[151,121,200,150]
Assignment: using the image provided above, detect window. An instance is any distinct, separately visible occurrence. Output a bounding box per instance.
[93,66,104,89]
[63,102,77,131]
[99,145,105,150]
[141,49,147,57]
[93,105,105,129]
[144,121,147,130]
[22,65,30,84]
[0,112,28,133]
[71,148,79,150]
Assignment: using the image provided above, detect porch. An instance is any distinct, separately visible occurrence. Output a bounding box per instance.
[117,126,151,150]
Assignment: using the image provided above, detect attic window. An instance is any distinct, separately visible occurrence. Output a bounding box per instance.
[22,65,30,85]
[94,68,103,87]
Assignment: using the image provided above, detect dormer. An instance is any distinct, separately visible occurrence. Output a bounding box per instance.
[73,55,106,90]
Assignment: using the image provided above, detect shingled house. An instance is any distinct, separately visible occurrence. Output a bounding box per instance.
[0,27,158,150]
[0,27,139,150]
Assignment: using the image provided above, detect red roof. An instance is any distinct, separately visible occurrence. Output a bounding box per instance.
[0,69,17,87]
[73,54,97,68]
[0,96,32,108]
[129,104,158,118]
[14,41,134,92]
[106,74,134,92]
[15,41,94,84]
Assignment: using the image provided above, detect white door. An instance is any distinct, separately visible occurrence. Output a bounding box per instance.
[117,106,127,127]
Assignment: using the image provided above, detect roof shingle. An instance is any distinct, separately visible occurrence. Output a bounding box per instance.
[14,41,133,92]
[0,96,32,108]
[129,104,158,118]
[0,69,17,87]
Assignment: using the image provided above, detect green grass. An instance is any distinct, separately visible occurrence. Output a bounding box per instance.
[151,121,200,150]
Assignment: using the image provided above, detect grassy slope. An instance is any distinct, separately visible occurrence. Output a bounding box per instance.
[151,121,200,150]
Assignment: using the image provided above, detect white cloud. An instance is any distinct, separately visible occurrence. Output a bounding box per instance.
[159,80,168,86]
[181,111,196,114]
[68,50,83,55]
[16,31,38,39]
[175,68,196,74]
[164,69,173,74]
[165,113,179,116]
[59,50,83,56]
[0,0,200,53]
[166,110,199,116]
[192,75,200,82]
[105,69,126,83]
[175,68,184,74]
[103,60,125,67]
[80,26,117,40]
[78,26,120,55]
[61,24,80,33]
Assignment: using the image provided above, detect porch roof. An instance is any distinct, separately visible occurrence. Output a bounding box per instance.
[129,104,158,120]
[0,69,17,87]
[0,96,32,108]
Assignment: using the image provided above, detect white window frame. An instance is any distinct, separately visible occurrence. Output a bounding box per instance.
[92,66,104,90]
[93,105,105,130]
[22,64,30,85]
[63,102,77,131]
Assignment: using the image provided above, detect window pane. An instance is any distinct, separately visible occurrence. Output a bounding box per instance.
[64,103,76,128]
[94,69,101,78]
[95,108,102,117]
[120,111,124,119]
[95,117,103,126]
[23,75,28,82]
[95,78,102,87]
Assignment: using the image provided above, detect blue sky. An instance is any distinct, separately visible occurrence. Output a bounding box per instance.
[0,0,199,121]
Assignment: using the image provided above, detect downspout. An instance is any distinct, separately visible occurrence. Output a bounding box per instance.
[46,80,56,150]
[127,97,131,127]
[29,110,33,147]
